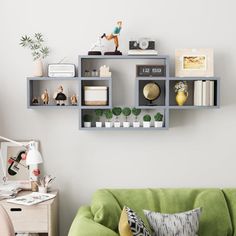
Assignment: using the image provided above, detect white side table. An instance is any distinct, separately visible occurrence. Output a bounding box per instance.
[0,190,58,236]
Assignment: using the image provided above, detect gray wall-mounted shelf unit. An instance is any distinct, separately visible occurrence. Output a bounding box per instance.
[27,55,220,130]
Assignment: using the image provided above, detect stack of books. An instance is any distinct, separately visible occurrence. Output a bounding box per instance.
[194,80,215,106]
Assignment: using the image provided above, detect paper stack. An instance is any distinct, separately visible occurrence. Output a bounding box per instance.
[0,182,21,200]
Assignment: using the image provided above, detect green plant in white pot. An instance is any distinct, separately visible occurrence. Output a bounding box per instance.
[20,33,50,77]
[132,108,141,128]
[143,114,151,128]
[154,112,164,128]
[95,109,103,128]
[104,110,113,128]
[112,107,122,128]
[83,114,93,128]
[122,107,131,128]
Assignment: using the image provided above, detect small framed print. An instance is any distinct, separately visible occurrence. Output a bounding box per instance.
[175,49,214,77]
[1,141,40,187]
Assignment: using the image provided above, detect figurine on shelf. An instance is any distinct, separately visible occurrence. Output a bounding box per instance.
[53,85,67,106]
[71,95,78,106]
[88,37,104,55]
[32,97,39,105]
[41,89,49,105]
[100,65,112,77]
[101,21,123,55]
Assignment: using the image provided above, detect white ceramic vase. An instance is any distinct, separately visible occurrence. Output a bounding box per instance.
[114,121,121,128]
[123,122,130,128]
[154,121,163,128]
[143,121,151,128]
[105,122,113,128]
[84,122,91,128]
[133,121,140,128]
[96,122,102,128]
[33,59,43,77]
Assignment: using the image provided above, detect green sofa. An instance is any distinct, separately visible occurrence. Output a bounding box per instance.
[68,188,236,236]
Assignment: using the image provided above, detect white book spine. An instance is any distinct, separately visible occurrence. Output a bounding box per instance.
[210,81,215,106]
[194,80,203,106]
[203,81,210,106]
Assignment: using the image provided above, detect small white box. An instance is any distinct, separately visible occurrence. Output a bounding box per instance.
[84,86,108,106]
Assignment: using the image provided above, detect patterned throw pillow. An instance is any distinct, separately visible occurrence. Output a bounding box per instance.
[119,206,151,236]
[144,208,201,236]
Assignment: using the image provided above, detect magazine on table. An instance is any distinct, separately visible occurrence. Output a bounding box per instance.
[7,192,56,206]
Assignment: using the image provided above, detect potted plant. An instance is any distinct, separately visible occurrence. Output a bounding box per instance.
[154,112,164,128]
[174,81,188,106]
[112,107,122,128]
[83,114,93,128]
[104,110,113,128]
[20,33,50,77]
[143,114,151,128]
[95,109,103,128]
[132,108,141,128]
[122,107,131,128]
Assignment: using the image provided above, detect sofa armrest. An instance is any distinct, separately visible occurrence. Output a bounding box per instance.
[68,206,119,236]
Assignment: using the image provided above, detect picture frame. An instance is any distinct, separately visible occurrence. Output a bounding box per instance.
[1,141,40,188]
[175,48,214,77]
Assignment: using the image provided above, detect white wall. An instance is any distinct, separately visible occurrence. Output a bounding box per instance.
[1,0,236,235]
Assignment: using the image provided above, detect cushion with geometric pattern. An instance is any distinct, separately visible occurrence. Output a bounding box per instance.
[119,206,151,236]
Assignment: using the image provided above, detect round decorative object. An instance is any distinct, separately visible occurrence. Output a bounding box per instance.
[143,82,161,102]
[139,38,149,50]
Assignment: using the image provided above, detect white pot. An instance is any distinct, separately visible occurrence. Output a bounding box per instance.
[133,121,140,128]
[84,122,91,128]
[96,122,102,128]
[38,186,48,193]
[123,122,130,128]
[143,121,151,128]
[105,121,113,128]
[33,59,43,77]
[114,121,121,128]
[154,121,163,128]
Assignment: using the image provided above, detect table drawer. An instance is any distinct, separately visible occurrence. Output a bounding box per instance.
[2,204,48,233]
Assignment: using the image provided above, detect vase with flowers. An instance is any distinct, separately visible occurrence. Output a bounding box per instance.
[174,81,188,106]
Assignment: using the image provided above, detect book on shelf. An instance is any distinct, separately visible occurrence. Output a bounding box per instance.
[194,80,215,106]
[7,192,56,206]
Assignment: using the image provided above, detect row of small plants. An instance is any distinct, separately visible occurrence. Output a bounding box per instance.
[83,107,164,128]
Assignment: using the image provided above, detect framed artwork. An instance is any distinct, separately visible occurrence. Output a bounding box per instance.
[1,141,40,187]
[175,49,214,77]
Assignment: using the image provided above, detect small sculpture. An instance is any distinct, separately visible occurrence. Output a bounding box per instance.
[32,97,39,105]
[54,85,67,106]
[88,37,104,55]
[99,65,112,77]
[71,95,78,106]
[101,21,122,55]
[41,89,49,105]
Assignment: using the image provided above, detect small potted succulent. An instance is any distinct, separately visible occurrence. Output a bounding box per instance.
[154,112,164,128]
[122,107,131,128]
[83,114,93,128]
[132,108,141,128]
[143,114,151,128]
[95,109,103,128]
[104,110,113,128]
[112,107,122,128]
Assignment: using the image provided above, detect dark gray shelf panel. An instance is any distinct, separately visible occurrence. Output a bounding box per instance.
[79,55,170,60]
[81,77,112,81]
[169,77,219,81]
[28,105,79,109]
[27,77,78,81]
[169,105,220,109]
[80,106,112,109]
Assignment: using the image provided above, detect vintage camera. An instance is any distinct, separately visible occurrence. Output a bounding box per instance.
[129,38,155,50]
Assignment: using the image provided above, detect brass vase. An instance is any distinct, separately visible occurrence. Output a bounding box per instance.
[176,91,188,106]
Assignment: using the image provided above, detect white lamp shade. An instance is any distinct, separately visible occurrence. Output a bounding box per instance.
[26,149,43,165]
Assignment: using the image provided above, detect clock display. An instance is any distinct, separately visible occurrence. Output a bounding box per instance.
[137,65,165,77]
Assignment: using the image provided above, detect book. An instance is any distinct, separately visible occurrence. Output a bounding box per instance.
[7,192,56,206]
[210,81,215,106]
[203,81,210,106]
[194,81,203,106]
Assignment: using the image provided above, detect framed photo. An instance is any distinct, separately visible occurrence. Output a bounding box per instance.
[1,141,40,187]
[175,49,214,77]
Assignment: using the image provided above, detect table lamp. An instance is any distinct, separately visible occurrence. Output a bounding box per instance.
[0,136,43,184]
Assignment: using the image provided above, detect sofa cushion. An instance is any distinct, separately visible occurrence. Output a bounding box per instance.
[119,206,151,236]
[91,188,233,235]
[144,208,201,236]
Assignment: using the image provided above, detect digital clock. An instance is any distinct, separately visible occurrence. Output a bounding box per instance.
[136,65,166,77]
